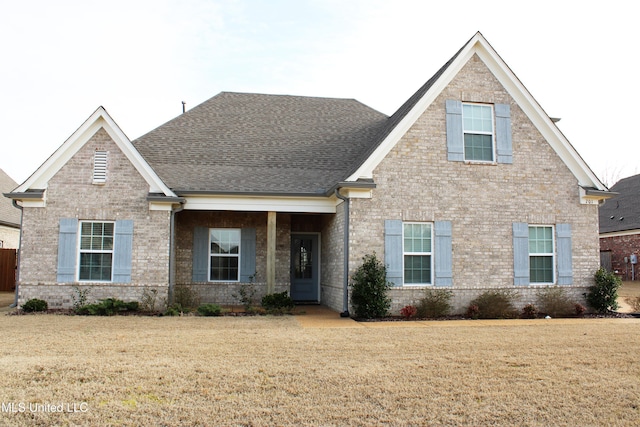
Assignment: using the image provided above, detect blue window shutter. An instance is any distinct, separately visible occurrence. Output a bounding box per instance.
[513,222,529,286]
[192,227,209,282]
[495,103,513,164]
[57,218,78,283]
[384,220,403,286]
[434,221,453,287]
[556,224,573,285]
[113,220,133,283]
[446,100,464,161]
[240,228,256,282]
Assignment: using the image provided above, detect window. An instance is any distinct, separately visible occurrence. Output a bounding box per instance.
[79,221,114,281]
[403,223,432,285]
[463,103,494,161]
[209,229,240,281]
[528,226,554,283]
[93,150,107,183]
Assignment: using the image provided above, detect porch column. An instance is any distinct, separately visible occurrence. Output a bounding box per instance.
[266,211,276,294]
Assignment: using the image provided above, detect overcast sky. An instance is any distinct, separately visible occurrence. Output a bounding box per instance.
[1,0,637,186]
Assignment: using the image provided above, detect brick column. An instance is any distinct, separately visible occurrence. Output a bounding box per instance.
[266,211,276,293]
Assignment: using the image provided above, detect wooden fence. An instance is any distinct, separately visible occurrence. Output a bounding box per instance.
[0,248,17,292]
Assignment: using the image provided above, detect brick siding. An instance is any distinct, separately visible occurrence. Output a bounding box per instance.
[600,233,640,280]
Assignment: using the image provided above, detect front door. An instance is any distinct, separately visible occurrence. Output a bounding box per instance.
[290,234,319,302]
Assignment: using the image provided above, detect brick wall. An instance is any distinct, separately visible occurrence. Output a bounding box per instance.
[349,54,599,314]
[600,233,640,280]
[18,128,171,308]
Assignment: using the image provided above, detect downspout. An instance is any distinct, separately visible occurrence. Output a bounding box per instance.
[168,202,185,305]
[10,200,23,308]
[334,188,350,317]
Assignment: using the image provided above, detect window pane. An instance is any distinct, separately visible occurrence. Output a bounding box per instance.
[404,255,431,284]
[464,134,493,161]
[463,104,492,132]
[530,256,553,283]
[210,229,240,255]
[403,224,431,253]
[529,226,553,254]
[79,253,112,281]
[210,256,239,281]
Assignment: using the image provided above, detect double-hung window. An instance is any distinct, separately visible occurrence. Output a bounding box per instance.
[403,223,432,285]
[210,229,240,281]
[529,226,554,284]
[79,221,114,281]
[463,103,494,162]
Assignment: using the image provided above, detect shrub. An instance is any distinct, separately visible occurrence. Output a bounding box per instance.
[232,283,258,312]
[400,305,417,319]
[261,292,295,314]
[71,286,90,313]
[22,298,48,313]
[465,304,479,319]
[536,287,575,317]
[416,288,453,318]
[575,303,586,316]
[521,303,538,319]
[468,290,518,319]
[140,287,161,313]
[76,298,139,316]
[587,268,621,313]
[350,253,391,319]
[163,304,183,317]
[173,286,200,312]
[197,303,222,316]
[626,296,640,313]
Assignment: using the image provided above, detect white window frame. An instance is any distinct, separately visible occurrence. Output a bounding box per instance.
[462,103,495,163]
[208,228,241,282]
[528,225,556,285]
[77,220,115,282]
[402,222,433,286]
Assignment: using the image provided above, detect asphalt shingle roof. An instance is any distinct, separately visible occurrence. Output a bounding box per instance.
[0,169,20,227]
[133,92,389,194]
[599,174,640,233]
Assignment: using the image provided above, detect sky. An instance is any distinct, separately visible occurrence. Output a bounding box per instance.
[1,0,637,187]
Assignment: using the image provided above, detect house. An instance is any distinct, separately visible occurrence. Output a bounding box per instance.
[0,169,20,249]
[4,32,611,314]
[599,174,640,280]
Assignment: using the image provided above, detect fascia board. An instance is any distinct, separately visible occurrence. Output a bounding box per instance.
[182,194,338,213]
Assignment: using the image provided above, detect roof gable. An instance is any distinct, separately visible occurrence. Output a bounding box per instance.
[345,32,607,192]
[0,169,20,227]
[12,107,175,197]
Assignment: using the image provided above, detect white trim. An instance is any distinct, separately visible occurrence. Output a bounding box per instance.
[14,107,176,197]
[600,229,640,238]
[291,232,321,303]
[345,32,607,191]
[402,222,433,286]
[77,220,115,283]
[183,194,338,213]
[528,224,556,285]
[208,228,241,283]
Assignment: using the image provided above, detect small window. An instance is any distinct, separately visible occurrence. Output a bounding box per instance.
[93,150,108,183]
[403,223,432,285]
[79,221,114,281]
[463,104,494,162]
[529,226,554,283]
[210,229,240,281]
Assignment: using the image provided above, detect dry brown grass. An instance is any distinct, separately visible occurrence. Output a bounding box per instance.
[0,313,639,426]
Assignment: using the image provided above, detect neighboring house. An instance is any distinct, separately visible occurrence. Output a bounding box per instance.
[5,32,611,313]
[599,174,640,280]
[0,169,20,249]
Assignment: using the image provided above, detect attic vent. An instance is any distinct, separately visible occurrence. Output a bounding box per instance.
[93,150,108,184]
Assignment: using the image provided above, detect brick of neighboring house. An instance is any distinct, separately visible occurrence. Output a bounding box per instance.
[600,233,640,280]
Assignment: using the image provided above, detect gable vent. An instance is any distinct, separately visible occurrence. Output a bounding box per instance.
[93,150,108,184]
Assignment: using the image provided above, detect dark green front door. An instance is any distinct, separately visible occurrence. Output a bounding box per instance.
[290,234,319,302]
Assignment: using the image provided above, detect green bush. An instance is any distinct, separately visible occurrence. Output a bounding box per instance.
[22,298,48,313]
[75,298,139,316]
[521,303,538,319]
[350,253,391,319]
[261,292,295,314]
[536,287,575,317]
[416,288,453,318]
[197,303,222,316]
[468,290,518,319]
[587,268,621,313]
